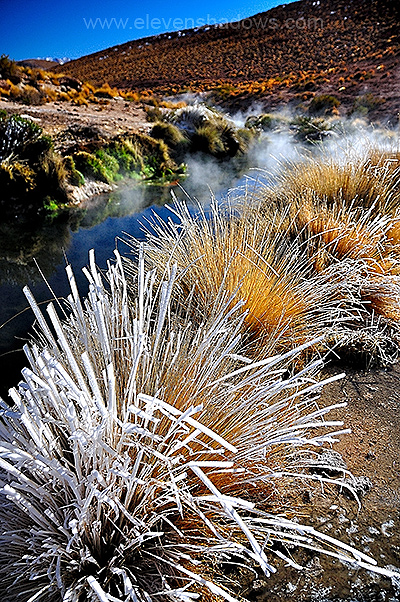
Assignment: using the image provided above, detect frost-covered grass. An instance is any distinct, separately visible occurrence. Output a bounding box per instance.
[125,189,400,365]
[127,197,358,360]
[268,144,400,217]
[1,247,394,602]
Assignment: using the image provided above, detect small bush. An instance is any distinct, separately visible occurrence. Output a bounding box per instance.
[166,105,247,159]
[72,151,112,183]
[237,127,258,149]
[0,54,22,84]
[290,115,332,143]
[57,91,72,102]
[42,86,58,102]
[0,160,36,197]
[150,121,187,149]
[37,150,68,198]
[121,90,141,102]
[42,196,61,214]
[0,113,67,211]
[142,95,159,107]
[191,124,225,156]
[351,94,386,116]
[63,155,84,186]
[245,113,274,131]
[20,85,46,106]
[69,90,89,106]
[309,94,340,115]
[106,139,144,173]
[94,148,120,180]
[245,113,288,131]
[0,114,42,162]
[94,82,118,99]
[144,106,163,122]
[8,83,23,100]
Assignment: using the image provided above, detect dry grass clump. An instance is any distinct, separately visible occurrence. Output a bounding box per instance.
[270,145,400,216]
[244,144,400,363]
[273,192,392,271]
[1,249,390,602]
[289,197,400,333]
[124,178,400,366]
[124,198,360,359]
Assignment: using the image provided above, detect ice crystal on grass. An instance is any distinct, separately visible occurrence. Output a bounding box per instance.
[128,189,400,366]
[126,197,356,360]
[0,248,395,602]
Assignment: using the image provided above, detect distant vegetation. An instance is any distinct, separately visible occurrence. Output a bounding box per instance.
[52,0,398,118]
[0,110,186,217]
[0,111,68,215]
[0,54,141,107]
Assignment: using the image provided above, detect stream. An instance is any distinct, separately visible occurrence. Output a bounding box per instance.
[0,165,258,399]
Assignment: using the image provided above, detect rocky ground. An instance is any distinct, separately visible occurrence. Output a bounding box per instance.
[0,96,151,149]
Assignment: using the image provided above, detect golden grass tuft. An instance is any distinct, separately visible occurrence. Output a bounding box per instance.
[2,249,387,602]
[270,145,400,217]
[124,198,357,359]
[276,192,389,271]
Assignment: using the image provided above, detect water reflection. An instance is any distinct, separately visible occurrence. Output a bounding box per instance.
[0,180,182,398]
[0,216,72,287]
[0,159,253,400]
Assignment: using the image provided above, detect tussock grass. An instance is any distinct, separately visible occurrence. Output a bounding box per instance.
[165,105,247,159]
[125,182,400,365]
[270,145,400,216]
[246,144,400,364]
[274,192,392,270]
[285,196,400,325]
[1,249,389,601]
[125,198,358,359]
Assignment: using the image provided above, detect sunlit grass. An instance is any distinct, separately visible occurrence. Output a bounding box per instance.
[270,145,400,216]
[127,197,355,359]
[1,249,393,601]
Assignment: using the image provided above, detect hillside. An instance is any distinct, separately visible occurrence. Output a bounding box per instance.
[56,0,400,115]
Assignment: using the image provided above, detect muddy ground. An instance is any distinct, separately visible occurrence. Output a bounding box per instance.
[245,362,400,601]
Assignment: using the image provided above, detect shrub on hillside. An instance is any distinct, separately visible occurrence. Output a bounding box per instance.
[73,150,113,183]
[245,113,273,130]
[166,104,249,159]
[0,54,22,84]
[0,114,67,210]
[309,94,340,116]
[350,93,386,116]
[290,115,332,143]
[63,155,84,186]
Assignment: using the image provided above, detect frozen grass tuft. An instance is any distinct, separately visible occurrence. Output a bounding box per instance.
[0,249,394,601]
[125,190,400,365]
[126,196,361,360]
[269,145,400,217]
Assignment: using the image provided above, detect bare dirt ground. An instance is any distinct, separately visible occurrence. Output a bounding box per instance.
[249,362,400,601]
[0,97,152,143]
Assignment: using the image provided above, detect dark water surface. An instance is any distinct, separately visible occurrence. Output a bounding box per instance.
[0,169,258,399]
[0,181,185,398]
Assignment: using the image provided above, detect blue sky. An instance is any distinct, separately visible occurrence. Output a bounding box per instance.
[0,0,295,61]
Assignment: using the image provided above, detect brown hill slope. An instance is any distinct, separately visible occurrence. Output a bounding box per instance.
[17,59,60,69]
[56,0,399,88]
